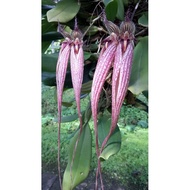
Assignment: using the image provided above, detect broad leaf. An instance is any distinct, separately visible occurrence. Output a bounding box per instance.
[47,0,80,23]
[103,0,118,21]
[42,17,57,34]
[98,115,121,161]
[62,124,92,190]
[138,12,148,27]
[42,53,58,73]
[116,0,124,20]
[84,51,92,60]
[129,36,148,95]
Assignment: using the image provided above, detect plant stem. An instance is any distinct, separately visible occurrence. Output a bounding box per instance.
[58,122,62,190]
[131,0,142,20]
[82,16,101,37]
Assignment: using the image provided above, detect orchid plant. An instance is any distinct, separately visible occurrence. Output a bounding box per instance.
[56,19,85,188]
[42,0,148,189]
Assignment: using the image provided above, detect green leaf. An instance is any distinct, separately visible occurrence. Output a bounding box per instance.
[54,111,85,123]
[98,115,121,161]
[62,101,73,107]
[54,114,77,123]
[42,72,56,86]
[129,36,148,95]
[42,0,56,5]
[122,0,129,6]
[62,124,92,190]
[84,52,92,60]
[42,53,58,72]
[61,114,79,123]
[42,32,62,41]
[42,41,51,53]
[116,0,124,20]
[42,17,57,34]
[103,0,118,21]
[83,25,99,36]
[142,90,148,99]
[47,0,80,23]
[138,12,148,27]
[81,81,92,94]
[137,120,148,128]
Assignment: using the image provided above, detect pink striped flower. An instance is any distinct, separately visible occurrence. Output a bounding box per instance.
[91,37,118,156]
[90,18,136,153]
[56,23,84,132]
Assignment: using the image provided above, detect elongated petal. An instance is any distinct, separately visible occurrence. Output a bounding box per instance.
[101,42,134,152]
[56,43,71,124]
[99,42,122,152]
[91,42,117,157]
[70,44,84,129]
[112,42,122,113]
[116,42,134,112]
[91,42,117,123]
[112,42,134,132]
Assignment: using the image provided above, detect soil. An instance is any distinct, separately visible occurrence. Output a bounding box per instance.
[42,163,127,190]
[42,164,148,190]
[42,171,127,190]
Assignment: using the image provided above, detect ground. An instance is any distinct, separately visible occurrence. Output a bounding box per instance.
[42,170,140,190]
[42,172,125,190]
[42,164,148,190]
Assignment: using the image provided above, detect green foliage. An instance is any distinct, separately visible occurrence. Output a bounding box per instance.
[116,0,125,20]
[42,122,69,167]
[138,12,148,27]
[42,122,148,188]
[129,36,148,95]
[98,114,121,161]
[42,0,56,5]
[55,113,81,123]
[47,0,80,23]
[103,0,118,21]
[103,0,125,21]
[42,85,57,115]
[102,128,148,189]
[119,105,148,128]
[81,81,92,94]
[42,53,58,73]
[62,124,92,190]
[122,0,129,6]
[42,17,57,34]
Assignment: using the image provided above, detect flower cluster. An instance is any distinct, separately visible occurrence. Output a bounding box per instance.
[90,17,136,154]
[56,22,84,131]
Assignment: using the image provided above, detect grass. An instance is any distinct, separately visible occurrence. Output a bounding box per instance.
[41,84,148,189]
